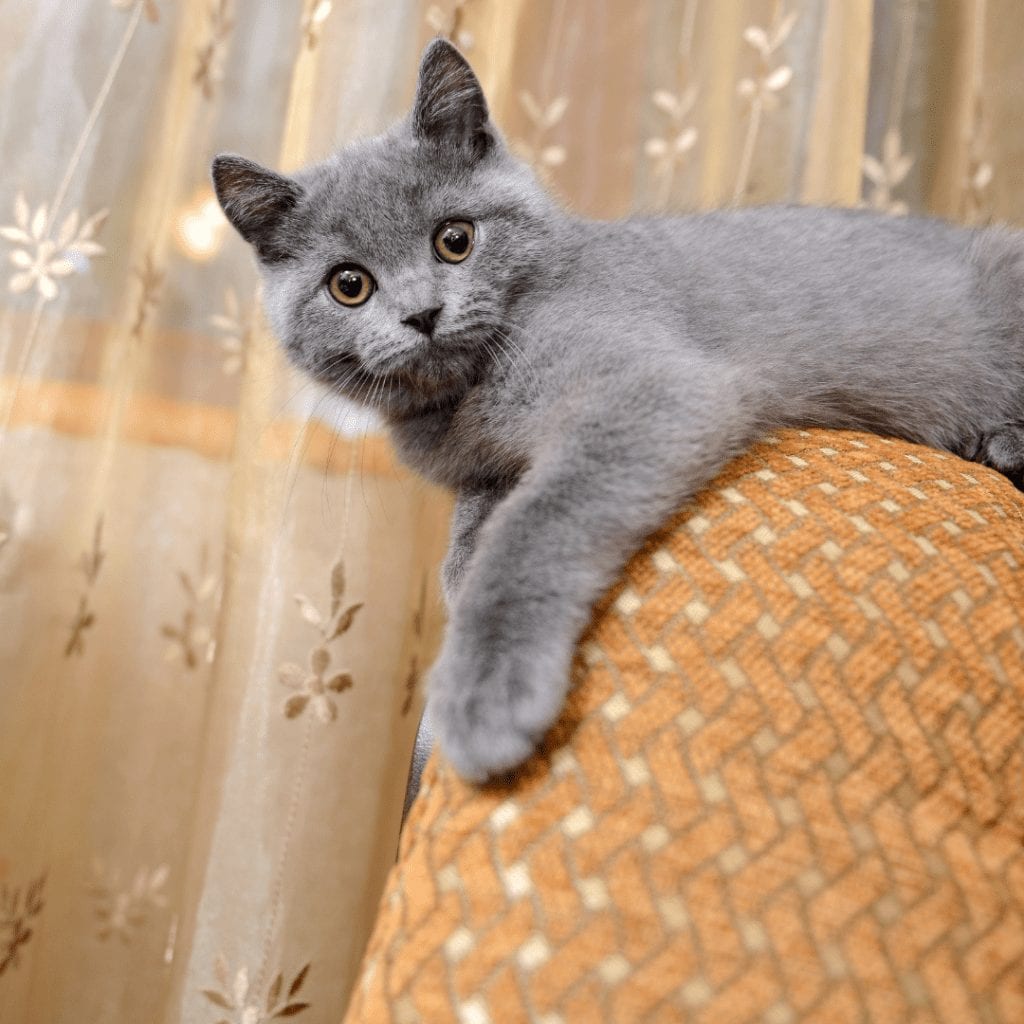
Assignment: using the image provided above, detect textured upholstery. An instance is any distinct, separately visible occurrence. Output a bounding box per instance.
[345,429,1024,1024]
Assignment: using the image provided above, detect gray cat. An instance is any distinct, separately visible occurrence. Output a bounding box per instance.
[213,39,1024,781]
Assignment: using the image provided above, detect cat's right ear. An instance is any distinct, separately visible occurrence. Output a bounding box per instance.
[412,39,495,160]
[211,154,303,262]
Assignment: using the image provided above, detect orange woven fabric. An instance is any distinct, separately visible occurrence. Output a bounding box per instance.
[345,429,1024,1024]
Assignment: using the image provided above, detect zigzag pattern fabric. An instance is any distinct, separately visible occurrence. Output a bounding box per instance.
[345,429,1024,1024]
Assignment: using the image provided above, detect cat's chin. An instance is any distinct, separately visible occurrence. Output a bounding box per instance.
[321,364,476,422]
[376,344,484,395]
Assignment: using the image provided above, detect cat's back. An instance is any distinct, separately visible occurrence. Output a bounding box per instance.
[616,205,975,309]
[574,205,1022,360]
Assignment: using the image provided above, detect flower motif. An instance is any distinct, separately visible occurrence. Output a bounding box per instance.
[517,92,569,169]
[89,861,168,943]
[1,195,107,302]
[209,287,250,375]
[644,86,699,175]
[862,129,914,215]
[278,646,353,723]
[202,956,311,1023]
[426,1,474,50]
[277,559,361,723]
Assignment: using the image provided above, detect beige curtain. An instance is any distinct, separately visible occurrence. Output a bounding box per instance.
[0,1,1021,1021]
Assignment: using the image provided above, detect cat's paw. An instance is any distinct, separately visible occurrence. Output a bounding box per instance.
[974,423,1024,490]
[426,630,573,782]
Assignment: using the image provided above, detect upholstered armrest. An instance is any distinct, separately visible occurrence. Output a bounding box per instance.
[348,428,1024,1024]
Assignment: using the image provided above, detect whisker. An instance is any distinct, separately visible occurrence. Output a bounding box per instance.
[375,376,394,523]
[488,324,543,393]
[321,399,344,523]
[278,388,331,530]
[358,372,387,513]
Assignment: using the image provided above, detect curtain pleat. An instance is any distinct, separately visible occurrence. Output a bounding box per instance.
[0,2,1021,1022]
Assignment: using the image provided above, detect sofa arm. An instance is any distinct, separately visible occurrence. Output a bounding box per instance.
[352,428,1024,1024]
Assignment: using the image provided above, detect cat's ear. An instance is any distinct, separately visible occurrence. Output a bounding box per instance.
[211,154,303,262]
[412,39,495,159]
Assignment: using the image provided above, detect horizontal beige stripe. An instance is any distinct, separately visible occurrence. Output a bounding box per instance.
[2,376,408,479]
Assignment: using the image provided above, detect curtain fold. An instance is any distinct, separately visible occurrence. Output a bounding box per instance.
[0,2,1021,1022]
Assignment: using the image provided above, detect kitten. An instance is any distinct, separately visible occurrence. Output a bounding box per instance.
[213,39,1024,781]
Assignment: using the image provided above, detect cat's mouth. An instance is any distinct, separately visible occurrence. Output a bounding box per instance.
[308,321,498,409]
[312,339,480,409]
[371,329,484,383]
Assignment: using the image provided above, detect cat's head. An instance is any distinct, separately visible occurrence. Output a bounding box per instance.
[212,39,561,418]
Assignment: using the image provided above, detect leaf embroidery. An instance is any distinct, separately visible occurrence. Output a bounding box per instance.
[861,129,914,216]
[277,558,362,723]
[516,90,569,171]
[0,871,46,977]
[401,572,429,717]
[202,958,312,1023]
[162,545,221,670]
[194,0,234,100]
[64,515,105,658]
[733,4,798,203]
[130,249,164,340]
[644,85,699,186]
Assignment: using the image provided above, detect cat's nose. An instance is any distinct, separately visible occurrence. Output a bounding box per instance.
[402,305,443,337]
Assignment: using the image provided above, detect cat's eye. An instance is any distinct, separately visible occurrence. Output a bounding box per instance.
[327,264,375,306]
[433,220,475,264]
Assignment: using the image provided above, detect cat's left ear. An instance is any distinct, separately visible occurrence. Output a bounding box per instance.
[412,39,495,160]
[211,153,303,262]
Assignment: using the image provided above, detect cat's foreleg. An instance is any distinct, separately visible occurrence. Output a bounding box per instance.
[441,488,506,606]
[428,375,753,780]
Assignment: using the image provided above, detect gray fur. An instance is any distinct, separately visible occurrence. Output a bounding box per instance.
[213,39,1024,781]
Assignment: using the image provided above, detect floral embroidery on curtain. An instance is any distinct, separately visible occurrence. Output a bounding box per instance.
[278,559,362,723]
[89,861,170,943]
[202,958,312,1023]
[0,874,46,977]
[64,516,105,658]
[1,2,1021,1021]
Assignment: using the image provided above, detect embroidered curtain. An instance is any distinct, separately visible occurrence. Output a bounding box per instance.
[0,1,1020,1022]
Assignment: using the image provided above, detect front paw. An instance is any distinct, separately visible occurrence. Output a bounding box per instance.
[427,627,573,783]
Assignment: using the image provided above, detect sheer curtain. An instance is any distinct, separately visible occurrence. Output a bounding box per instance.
[0,1,1020,1022]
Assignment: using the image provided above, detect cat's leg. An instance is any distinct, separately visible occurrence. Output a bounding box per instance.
[970,423,1024,490]
[441,488,506,606]
[428,375,754,780]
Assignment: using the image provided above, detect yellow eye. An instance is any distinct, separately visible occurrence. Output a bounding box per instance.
[433,220,475,263]
[327,264,375,306]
